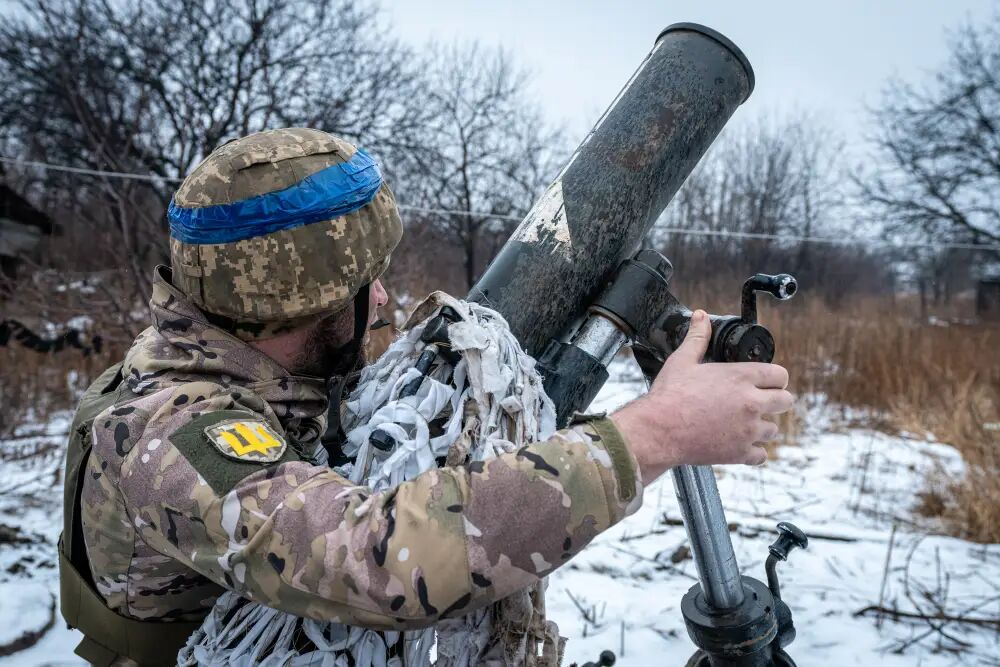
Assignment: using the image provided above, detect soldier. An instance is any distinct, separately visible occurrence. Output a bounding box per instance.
[59,128,794,666]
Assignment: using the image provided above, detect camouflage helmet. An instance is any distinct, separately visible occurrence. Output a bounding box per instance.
[167,128,402,340]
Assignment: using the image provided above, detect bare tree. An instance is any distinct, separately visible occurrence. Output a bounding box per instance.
[0,0,422,187]
[646,113,904,305]
[0,0,425,335]
[791,120,848,275]
[859,16,1000,250]
[397,43,566,290]
[655,114,847,273]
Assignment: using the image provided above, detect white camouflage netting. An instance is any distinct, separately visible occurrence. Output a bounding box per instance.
[179,292,557,667]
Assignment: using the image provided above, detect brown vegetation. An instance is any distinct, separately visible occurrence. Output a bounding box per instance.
[774,297,998,542]
[0,344,118,442]
[665,265,999,542]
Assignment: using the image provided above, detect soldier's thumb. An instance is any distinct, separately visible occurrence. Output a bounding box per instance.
[673,310,711,365]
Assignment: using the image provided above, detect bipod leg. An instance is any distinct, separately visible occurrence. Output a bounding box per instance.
[672,465,744,609]
[673,465,792,666]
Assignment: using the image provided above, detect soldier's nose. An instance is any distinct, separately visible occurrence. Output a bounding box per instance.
[372,279,389,310]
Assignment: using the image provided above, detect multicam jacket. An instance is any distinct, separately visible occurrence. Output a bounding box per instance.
[79,267,644,636]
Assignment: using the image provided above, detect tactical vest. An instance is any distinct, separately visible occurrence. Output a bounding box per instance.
[59,363,205,666]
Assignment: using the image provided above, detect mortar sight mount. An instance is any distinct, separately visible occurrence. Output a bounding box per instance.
[544,250,808,667]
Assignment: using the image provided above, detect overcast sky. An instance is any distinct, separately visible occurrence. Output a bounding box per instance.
[386,0,997,152]
[2,0,994,157]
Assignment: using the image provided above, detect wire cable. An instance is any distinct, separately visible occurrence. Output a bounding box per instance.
[3,155,999,252]
[652,227,1000,252]
[1,156,181,183]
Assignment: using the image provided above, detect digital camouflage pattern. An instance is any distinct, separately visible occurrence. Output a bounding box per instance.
[169,128,401,340]
[79,267,644,631]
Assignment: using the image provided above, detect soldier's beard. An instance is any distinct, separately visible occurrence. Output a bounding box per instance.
[291,308,367,380]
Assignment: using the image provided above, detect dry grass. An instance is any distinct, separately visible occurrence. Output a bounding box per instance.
[0,345,119,442]
[766,298,1000,543]
[672,273,998,541]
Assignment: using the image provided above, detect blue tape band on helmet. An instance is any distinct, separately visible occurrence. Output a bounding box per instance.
[168,149,383,244]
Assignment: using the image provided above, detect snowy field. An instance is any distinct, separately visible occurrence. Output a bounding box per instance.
[551,365,999,666]
[1,361,998,666]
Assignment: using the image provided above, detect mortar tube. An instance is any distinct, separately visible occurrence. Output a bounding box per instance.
[469,23,754,359]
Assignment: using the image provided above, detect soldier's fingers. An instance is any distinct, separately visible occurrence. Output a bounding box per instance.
[744,444,768,466]
[756,419,781,442]
[671,310,712,366]
[740,363,789,389]
[759,389,795,415]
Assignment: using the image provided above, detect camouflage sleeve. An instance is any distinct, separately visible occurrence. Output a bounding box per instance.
[122,394,643,630]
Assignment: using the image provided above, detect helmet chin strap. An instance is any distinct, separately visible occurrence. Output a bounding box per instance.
[351,283,372,360]
[321,283,370,461]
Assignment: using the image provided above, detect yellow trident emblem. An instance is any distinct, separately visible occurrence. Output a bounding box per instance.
[206,419,287,463]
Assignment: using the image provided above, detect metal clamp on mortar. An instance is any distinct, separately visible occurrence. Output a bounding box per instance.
[532,247,807,667]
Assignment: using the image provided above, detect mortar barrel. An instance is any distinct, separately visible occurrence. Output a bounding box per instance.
[468,23,754,357]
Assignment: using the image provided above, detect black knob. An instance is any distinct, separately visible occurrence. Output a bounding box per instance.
[740,273,799,323]
[747,273,797,301]
[716,322,775,363]
[421,315,451,345]
[768,522,808,561]
[776,275,797,299]
[582,650,616,667]
[369,429,396,452]
[420,310,461,363]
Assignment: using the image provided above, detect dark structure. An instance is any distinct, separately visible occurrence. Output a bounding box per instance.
[0,319,102,355]
[0,181,56,280]
[978,276,1000,320]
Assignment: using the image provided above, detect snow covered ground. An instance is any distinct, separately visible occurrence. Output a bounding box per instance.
[550,364,999,667]
[1,361,998,666]
[0,413,77,666]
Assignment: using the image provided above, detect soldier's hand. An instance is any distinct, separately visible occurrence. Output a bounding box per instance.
[610,309,794,482]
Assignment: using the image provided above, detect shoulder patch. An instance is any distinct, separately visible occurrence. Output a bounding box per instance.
[168,410,301,496]
[206,418,287,463]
